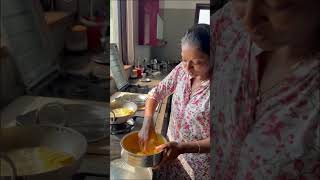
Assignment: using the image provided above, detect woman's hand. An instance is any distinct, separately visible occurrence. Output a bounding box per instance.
[138,118,157,153]
[153,142,184,169]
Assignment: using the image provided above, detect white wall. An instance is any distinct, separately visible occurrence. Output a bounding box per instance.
[135,45,151,65]
[151,0,209,62]
[110,0,119,46]
[160,0,209,9]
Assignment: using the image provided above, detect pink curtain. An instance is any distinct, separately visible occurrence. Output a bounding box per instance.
[138,0,159,46]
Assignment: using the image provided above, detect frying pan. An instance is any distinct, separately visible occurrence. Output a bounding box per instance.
[110,100,137,125]
[0,125,87,180]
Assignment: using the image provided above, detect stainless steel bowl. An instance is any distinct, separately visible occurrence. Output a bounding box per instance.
[110,100,137,124]
[120,131,167,167]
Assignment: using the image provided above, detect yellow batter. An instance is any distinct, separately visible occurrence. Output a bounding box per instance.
[0,146,75,176]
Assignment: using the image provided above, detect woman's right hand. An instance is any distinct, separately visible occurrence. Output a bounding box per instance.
[138,117,157,153]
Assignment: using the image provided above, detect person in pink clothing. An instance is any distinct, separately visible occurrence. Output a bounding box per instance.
[211,1,320,179]
[139,24,211,180]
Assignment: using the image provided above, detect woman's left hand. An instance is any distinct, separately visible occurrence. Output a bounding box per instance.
[153,141,184,169]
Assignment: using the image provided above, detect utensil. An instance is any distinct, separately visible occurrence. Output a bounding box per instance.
[120,131,167,167]
[140,78,151,82]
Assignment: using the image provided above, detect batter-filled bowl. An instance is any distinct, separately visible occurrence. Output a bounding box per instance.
[120,131,167,167]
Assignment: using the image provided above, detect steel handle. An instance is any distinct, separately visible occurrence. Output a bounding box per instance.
[110,110,116,123]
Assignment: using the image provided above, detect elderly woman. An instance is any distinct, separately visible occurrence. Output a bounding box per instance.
[138,24,211,179]
[211,0,320,179]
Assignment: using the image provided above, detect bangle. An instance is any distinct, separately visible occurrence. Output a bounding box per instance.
[195,141,200,153]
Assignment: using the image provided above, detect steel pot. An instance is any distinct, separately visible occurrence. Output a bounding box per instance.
[110,158,152,180]
[0,125,87,180]
[110,100,137,125]
[120,131,167,168]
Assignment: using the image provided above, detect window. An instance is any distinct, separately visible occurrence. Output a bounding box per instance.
[110,0,119,47]
[195,4,210,25]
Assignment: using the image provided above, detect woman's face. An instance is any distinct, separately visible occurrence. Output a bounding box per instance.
[181,44,210,78]
[232,0,320,50]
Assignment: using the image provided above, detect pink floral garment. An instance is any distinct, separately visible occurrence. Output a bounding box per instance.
[211,2,320,180]
[148,63,211,180]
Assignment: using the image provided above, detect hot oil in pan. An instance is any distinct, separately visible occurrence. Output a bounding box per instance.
[111,107,135,117]
[0,146,75,176]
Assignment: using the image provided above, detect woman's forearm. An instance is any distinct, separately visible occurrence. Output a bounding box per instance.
[143,98,158,125]
[179,138,210,153]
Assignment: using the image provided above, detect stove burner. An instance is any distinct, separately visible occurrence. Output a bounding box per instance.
[72,172,108,180]
[121,84,150,94]
[110,118,135,135]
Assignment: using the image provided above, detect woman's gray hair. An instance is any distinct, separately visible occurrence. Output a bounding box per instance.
[181,24,210,56]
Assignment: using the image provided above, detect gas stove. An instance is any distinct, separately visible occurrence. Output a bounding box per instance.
[110,118,135,135]
[72,172,108,180]
[120,84,150,94]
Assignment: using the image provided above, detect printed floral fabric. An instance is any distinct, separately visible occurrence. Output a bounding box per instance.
[149,63,210,180]
[211,2,320,180]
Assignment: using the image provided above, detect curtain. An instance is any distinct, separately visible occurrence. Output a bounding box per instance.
[138,0,159,46]
[126,0,136,66]
[119,0,128,65]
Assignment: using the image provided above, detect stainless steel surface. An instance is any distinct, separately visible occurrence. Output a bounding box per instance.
[114,93,147,110]
[3,0,58,90]
[110,101,137,125]
[110,43,128,90]
[36,102,67,126]
[64,104,107,143]
[120,131,167,168]
[0,125,87,179]
[110,158,152,180]
[16,103,107,143]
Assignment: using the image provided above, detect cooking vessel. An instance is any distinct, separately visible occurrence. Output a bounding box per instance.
[114,93,147,110]
[0,125,87,180]
[120,131,167,167]
[110,158,152,180]
[110,100,137,125]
